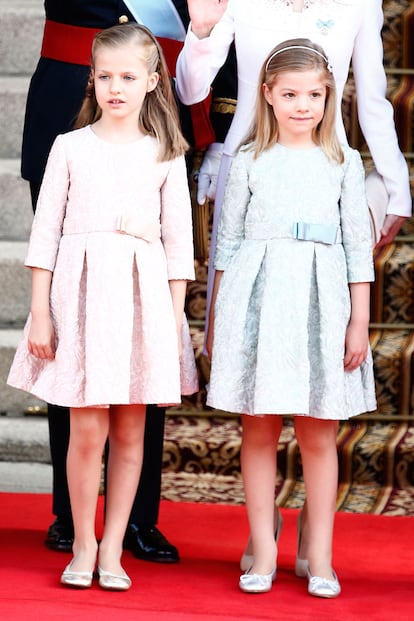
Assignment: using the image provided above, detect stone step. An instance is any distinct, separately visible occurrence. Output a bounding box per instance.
[0,328,44,415]
[0,76,31,158]
[0,0,43,76]
[0,159,32,241]
[0,415,49,462]
[0,241,30,324]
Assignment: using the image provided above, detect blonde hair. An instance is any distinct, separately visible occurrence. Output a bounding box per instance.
[245,38,344,164]
[75,22,188,161]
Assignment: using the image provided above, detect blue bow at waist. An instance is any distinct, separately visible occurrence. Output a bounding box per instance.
[244,221,341,245]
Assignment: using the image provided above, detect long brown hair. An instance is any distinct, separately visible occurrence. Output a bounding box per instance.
[245,38,344,164]
[75,22,188,161]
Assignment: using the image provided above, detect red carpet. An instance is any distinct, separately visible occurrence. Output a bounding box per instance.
[0,494,413,621]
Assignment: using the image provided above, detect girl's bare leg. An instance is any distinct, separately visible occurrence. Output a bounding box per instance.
[67,407,109,572]
[98,404,146,575]
[240,414,283,575]
[294,417,339,580]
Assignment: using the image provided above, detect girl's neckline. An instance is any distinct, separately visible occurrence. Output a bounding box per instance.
[276,142,320,152]
[87,124,150,146]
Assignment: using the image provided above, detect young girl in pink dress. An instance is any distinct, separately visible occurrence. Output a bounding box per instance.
[8,23,197,590]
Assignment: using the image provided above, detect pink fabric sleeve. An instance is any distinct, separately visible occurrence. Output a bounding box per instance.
[160,155,195,281]
[25,134,69,271]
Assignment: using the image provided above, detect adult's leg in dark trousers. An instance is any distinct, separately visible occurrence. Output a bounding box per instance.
[44,405,74,551]
[30,181,74,552]
[123,405,179,563]
[130,405,165,525]
[48,405,71,518]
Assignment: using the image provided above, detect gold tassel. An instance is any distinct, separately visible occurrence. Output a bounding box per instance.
[190,151,211,263]
[192,198,211,263]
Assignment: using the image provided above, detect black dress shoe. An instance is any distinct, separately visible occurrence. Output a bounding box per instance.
[45,516,74,552]
[124,523,179,563]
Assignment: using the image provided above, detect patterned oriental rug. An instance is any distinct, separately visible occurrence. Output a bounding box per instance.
[161,415,414,516]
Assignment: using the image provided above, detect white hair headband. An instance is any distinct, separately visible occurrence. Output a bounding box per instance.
[265,45,333,73]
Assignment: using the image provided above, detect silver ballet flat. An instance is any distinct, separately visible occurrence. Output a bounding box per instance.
[60,561,93,588]
[97,566,132,591]
[307,569,341,598]
[239,567,276,593]
[240,509,283,572]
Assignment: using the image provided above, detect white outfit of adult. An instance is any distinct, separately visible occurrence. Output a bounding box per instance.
[176,0,412,334]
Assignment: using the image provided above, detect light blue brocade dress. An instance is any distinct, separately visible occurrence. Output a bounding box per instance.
[206,144,377,420]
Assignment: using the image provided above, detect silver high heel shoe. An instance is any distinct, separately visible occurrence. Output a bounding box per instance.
[60,561,94,588]
[295,510,309,578]
[307,568,341,598]
[97,566,132,591]
[240,508,283,572]
[239,567,276,594]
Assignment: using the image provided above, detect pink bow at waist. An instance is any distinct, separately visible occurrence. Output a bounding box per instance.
[62,216,161,243]
[116,215,161,243]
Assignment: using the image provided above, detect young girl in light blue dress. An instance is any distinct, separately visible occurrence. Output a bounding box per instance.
[206,38,376,598]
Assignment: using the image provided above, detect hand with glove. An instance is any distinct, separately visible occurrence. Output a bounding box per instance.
[196,142,223,204]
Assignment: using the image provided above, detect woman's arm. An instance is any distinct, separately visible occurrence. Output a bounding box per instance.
[28,267,55,360]
[176,1,235,104]
[187,0,228,39]
[352,0,411,227]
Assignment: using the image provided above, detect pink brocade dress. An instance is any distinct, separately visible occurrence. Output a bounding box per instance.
[8,126,198,408]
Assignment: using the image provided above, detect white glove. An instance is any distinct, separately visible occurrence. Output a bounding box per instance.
[196,142,224,204]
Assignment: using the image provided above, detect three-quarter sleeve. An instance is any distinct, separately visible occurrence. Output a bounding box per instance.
[160,155,195,281]
[340,149,375,284]
[25,134,69,271]
[214,149,251,270]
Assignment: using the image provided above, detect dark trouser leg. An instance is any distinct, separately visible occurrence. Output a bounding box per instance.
[29,181,40,212]
[123,406,179,562]
[129,405,165,525]
[48,404,72,519]
[44,405,73,551]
